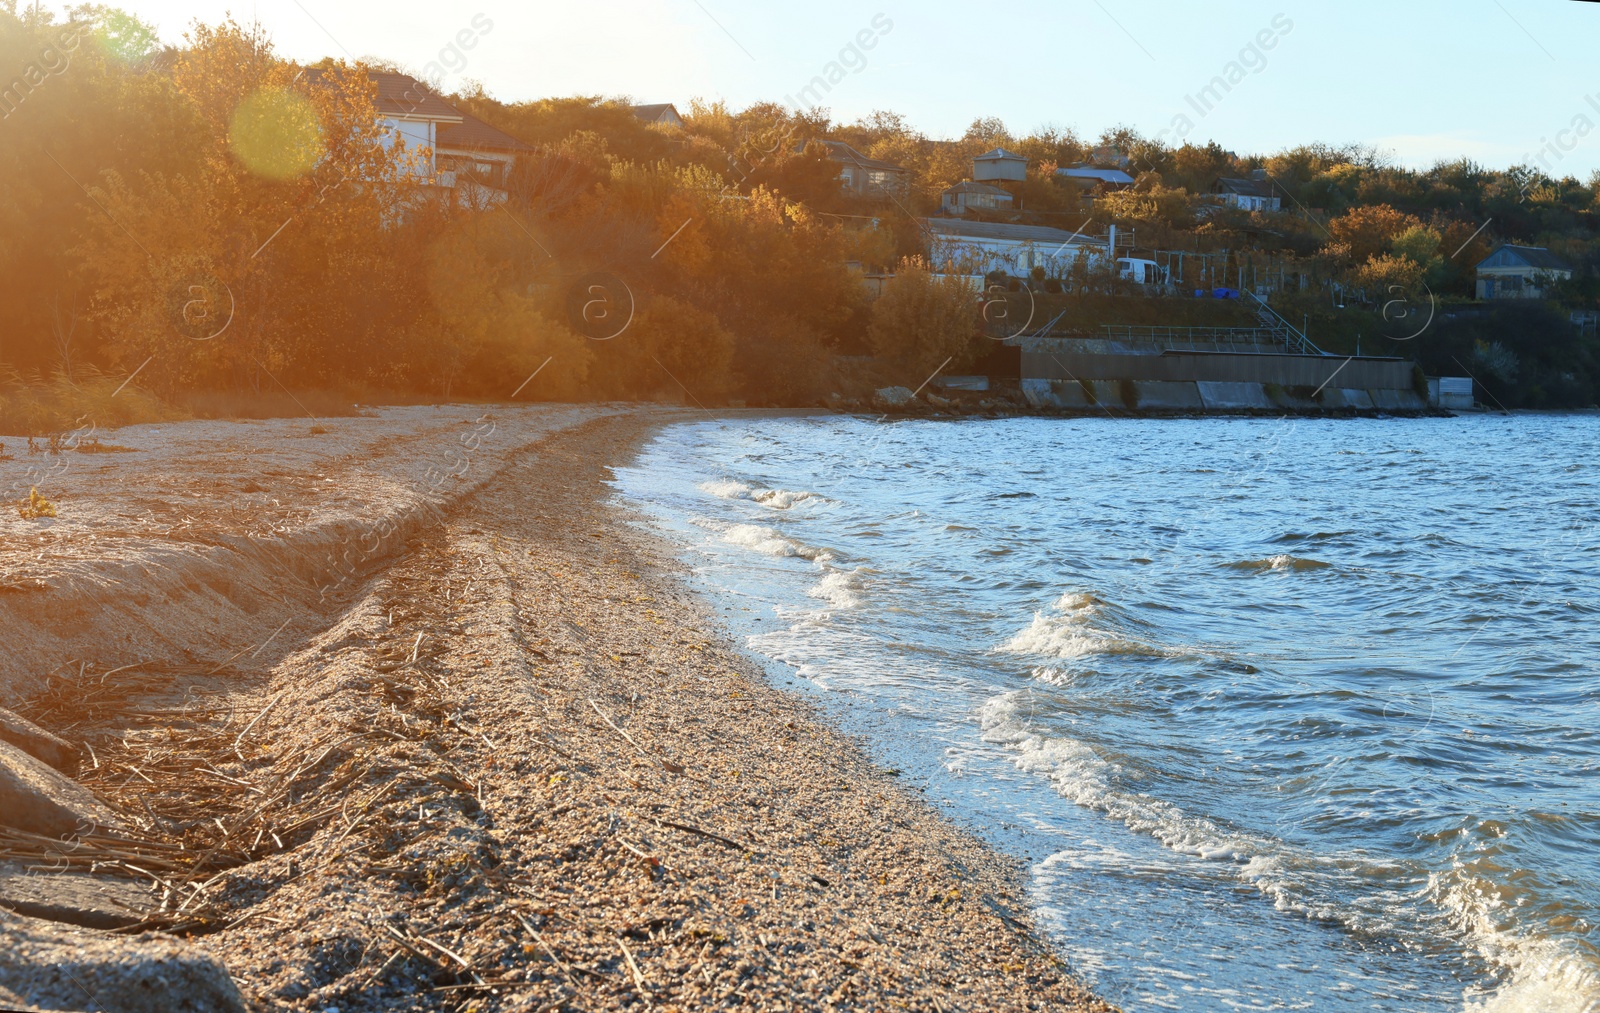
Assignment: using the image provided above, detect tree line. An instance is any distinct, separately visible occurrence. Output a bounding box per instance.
[3,5,1597,425]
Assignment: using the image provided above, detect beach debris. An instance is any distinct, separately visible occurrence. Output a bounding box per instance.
[0,411,1115,1013]
[75,438,139,454]
[15,487,56,520]
[0,707,78,773]
[589,697,684,774]
[0,739,123,838]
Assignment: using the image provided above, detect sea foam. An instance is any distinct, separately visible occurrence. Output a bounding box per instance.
[807,568,864,610]
[700,479,821,510]
[722,523,831,562]
[998,592,1167,660]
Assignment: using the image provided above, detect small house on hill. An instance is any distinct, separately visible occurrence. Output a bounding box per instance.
[631,103,684,129]
[803,140,910,200]
[436,110,535,203]
[298,71,538,209]
[1475,245,1573,300]
[1212,173,1281,212]
[363,73,537,205]
[972,148,1027,182]
[297,72,530,206]
[941,181,1014,215]
[366,71,466,175]
[1056,163,1135,192]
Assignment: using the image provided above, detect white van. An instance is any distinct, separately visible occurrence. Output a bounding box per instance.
[1116,258,1164,285]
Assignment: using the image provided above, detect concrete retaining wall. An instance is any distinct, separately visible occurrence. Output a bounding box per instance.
[1021,349,1416,390]
[1321,388,1375,410]
[1086,380,1124,408]
[1021,379,1089,408]
[1020,378,1427,413]
[1197,381,1274,410]
[1132,381,1204,410]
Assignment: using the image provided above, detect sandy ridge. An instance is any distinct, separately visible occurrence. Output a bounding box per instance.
[0,405,622,700]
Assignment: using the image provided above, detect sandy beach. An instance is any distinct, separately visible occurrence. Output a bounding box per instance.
[0,406,1112,1012]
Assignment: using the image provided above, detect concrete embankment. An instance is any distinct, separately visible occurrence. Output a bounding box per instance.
[1019,349,1429,413]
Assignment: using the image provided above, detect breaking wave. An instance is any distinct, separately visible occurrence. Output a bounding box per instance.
[1225,554,1334,572]
[985,687,1600,1013]
[807,568,864,610]
[997,592,1171,660]
[1437,866,1600,1013]
[721,523,832,562]
[700,478,822,510]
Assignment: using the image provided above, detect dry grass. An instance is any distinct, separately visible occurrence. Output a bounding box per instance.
[4,555,487,937]
[175,388,362,422]
[73,438,139,454]
[0,370,181,437]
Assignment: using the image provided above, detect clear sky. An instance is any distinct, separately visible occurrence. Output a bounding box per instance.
[51,0,1600,177]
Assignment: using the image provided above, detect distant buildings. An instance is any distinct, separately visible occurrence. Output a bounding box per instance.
[1474,245,1573,300]
[971,147,1027,182]
[940,182,1014,215]
[365,71,463,176]
[1055,164,1136,190]
[436,113,534,201]
[364,72,532,205]
[804,140,910,200]
[936,150,1023,215]
[922,218,1101,277]
[1211,172,1281,212]
[631,103,684,129]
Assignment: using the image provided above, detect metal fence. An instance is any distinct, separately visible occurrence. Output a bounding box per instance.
[1098,325,1289,355]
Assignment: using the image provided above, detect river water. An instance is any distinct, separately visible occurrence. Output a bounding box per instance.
[612,413,1599,1012]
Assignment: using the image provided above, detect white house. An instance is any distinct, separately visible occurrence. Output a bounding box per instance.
[1475,245,1573,300]
[435,109,534,204]
[1211,174,1281,212]
[349,72,534,206]
[367,72,464,177]
[972,147,1027,182]
[940,181,1014,215]
[922,218,1103,277]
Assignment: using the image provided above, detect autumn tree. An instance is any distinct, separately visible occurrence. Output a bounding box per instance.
[76,19,409,392]
[1388,224,1447,286]
[867,256,981,376]
[592,294,734,401]
[1170,141,1236,193]
[0,4,187,375]
[1098,183,1197,232]
[1326,203,1423,265]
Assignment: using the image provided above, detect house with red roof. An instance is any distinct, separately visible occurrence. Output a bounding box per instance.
[367,71,533,206]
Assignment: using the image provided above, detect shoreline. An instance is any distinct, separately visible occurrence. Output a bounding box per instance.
[0,407,1112,1012]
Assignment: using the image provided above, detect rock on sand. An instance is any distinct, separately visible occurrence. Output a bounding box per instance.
[0,739,121,838]
[0,707,78,773]
[0,909,246,1013]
